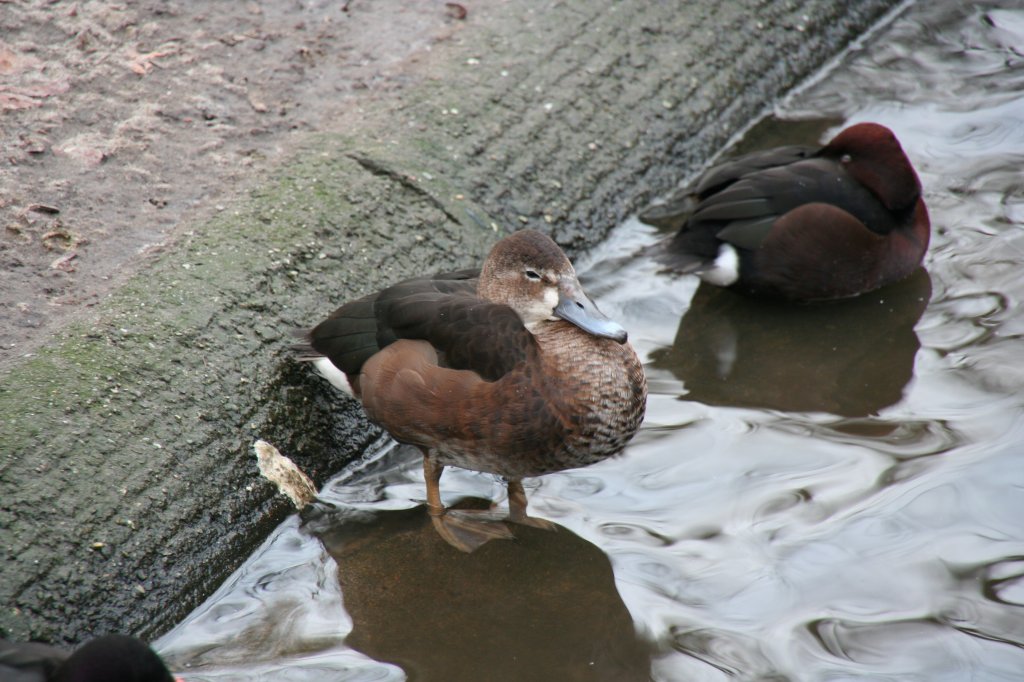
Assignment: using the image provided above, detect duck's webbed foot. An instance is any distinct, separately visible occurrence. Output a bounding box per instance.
[423,456,515,552]
[428,506,515,553]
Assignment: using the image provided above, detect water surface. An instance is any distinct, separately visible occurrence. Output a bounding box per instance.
[157,2,1024,679]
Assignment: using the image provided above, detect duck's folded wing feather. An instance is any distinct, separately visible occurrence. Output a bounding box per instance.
[301,270,480,373]
[300,290,381,375]
[376,292,533,382]
[693,144,815,198]
[641,145,815,231]
[688,159,890,251]
[305,269,532,382]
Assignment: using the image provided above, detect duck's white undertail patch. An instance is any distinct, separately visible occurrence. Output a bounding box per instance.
[313,357,354,395]
[698,244,741,287]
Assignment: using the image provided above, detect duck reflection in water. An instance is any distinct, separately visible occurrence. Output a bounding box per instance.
[297,230,647,552]
[650,268,931,416]
[305,474,652,682]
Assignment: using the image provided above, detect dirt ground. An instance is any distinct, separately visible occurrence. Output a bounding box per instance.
[0,0,467,370]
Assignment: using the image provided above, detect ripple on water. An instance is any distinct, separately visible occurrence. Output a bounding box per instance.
[777,417,964,461]
[981,558,1024,607]
[598,521,675,547]
[666,626,784,679]
[802,607,1024,681]
[920,291,1008,352]
[788,5,1024,115]
[805,617,959,672]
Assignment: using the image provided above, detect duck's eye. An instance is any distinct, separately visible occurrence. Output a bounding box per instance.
[840,153,852,164]
[525,270,542,281]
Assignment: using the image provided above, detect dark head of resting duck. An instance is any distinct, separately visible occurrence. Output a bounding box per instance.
[0,635,179,682]
[298,229,647,552]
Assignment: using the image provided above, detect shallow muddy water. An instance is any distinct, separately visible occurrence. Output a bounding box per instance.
[157,2,1024,679]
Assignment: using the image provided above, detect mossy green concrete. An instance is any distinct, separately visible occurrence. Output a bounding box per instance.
[0,0,902,643]
[0,137,497,642]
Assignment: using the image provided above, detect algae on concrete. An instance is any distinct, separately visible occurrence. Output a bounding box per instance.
[0,0,902,642]
[0,139,496,641]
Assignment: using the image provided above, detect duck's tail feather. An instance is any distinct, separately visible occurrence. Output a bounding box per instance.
[638,193,696,232]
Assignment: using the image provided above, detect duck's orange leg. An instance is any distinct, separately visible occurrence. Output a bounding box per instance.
[423,456,513,553]
[506,479,557,531]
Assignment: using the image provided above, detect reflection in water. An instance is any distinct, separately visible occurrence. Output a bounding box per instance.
[307,440,647,679]
[298,441,651,681]
[156,510,400,681]
[157,442,652,682]
[651,268,931,416]
[666,626,784,679]
[778,416,961,460]
[309,502,650,682]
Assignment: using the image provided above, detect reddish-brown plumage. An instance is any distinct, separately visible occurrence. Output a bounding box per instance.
[642,122,930,301]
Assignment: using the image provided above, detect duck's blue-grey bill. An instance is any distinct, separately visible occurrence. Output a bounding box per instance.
[554,279,628,343]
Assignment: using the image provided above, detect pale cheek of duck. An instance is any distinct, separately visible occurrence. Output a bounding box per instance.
[521,287,561,330]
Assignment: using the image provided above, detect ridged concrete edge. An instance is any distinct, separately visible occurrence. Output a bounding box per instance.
[0,0,902,643]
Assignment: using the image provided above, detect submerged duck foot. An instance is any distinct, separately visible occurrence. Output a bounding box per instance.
[430,509,515,553]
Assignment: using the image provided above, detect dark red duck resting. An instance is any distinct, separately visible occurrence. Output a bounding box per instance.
[640,122,930,301]
[297,229,647,552]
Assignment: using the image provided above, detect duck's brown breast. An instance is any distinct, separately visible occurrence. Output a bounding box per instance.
[427,320,647,478]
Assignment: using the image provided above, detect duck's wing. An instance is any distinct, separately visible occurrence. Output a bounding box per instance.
[296,288,380,371]
[640,145,815,231]
[296,269,477,373]
[373,289,533,382]
[693,145,816,198]
[669,156,895,261]
[304,269,533,382]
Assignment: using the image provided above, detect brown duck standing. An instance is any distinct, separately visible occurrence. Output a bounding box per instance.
[297,229,647,552]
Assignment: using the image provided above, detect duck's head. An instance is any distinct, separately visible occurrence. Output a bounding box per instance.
[822,122,922,213]
[53,635,179,682]
[478,229,628,343]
